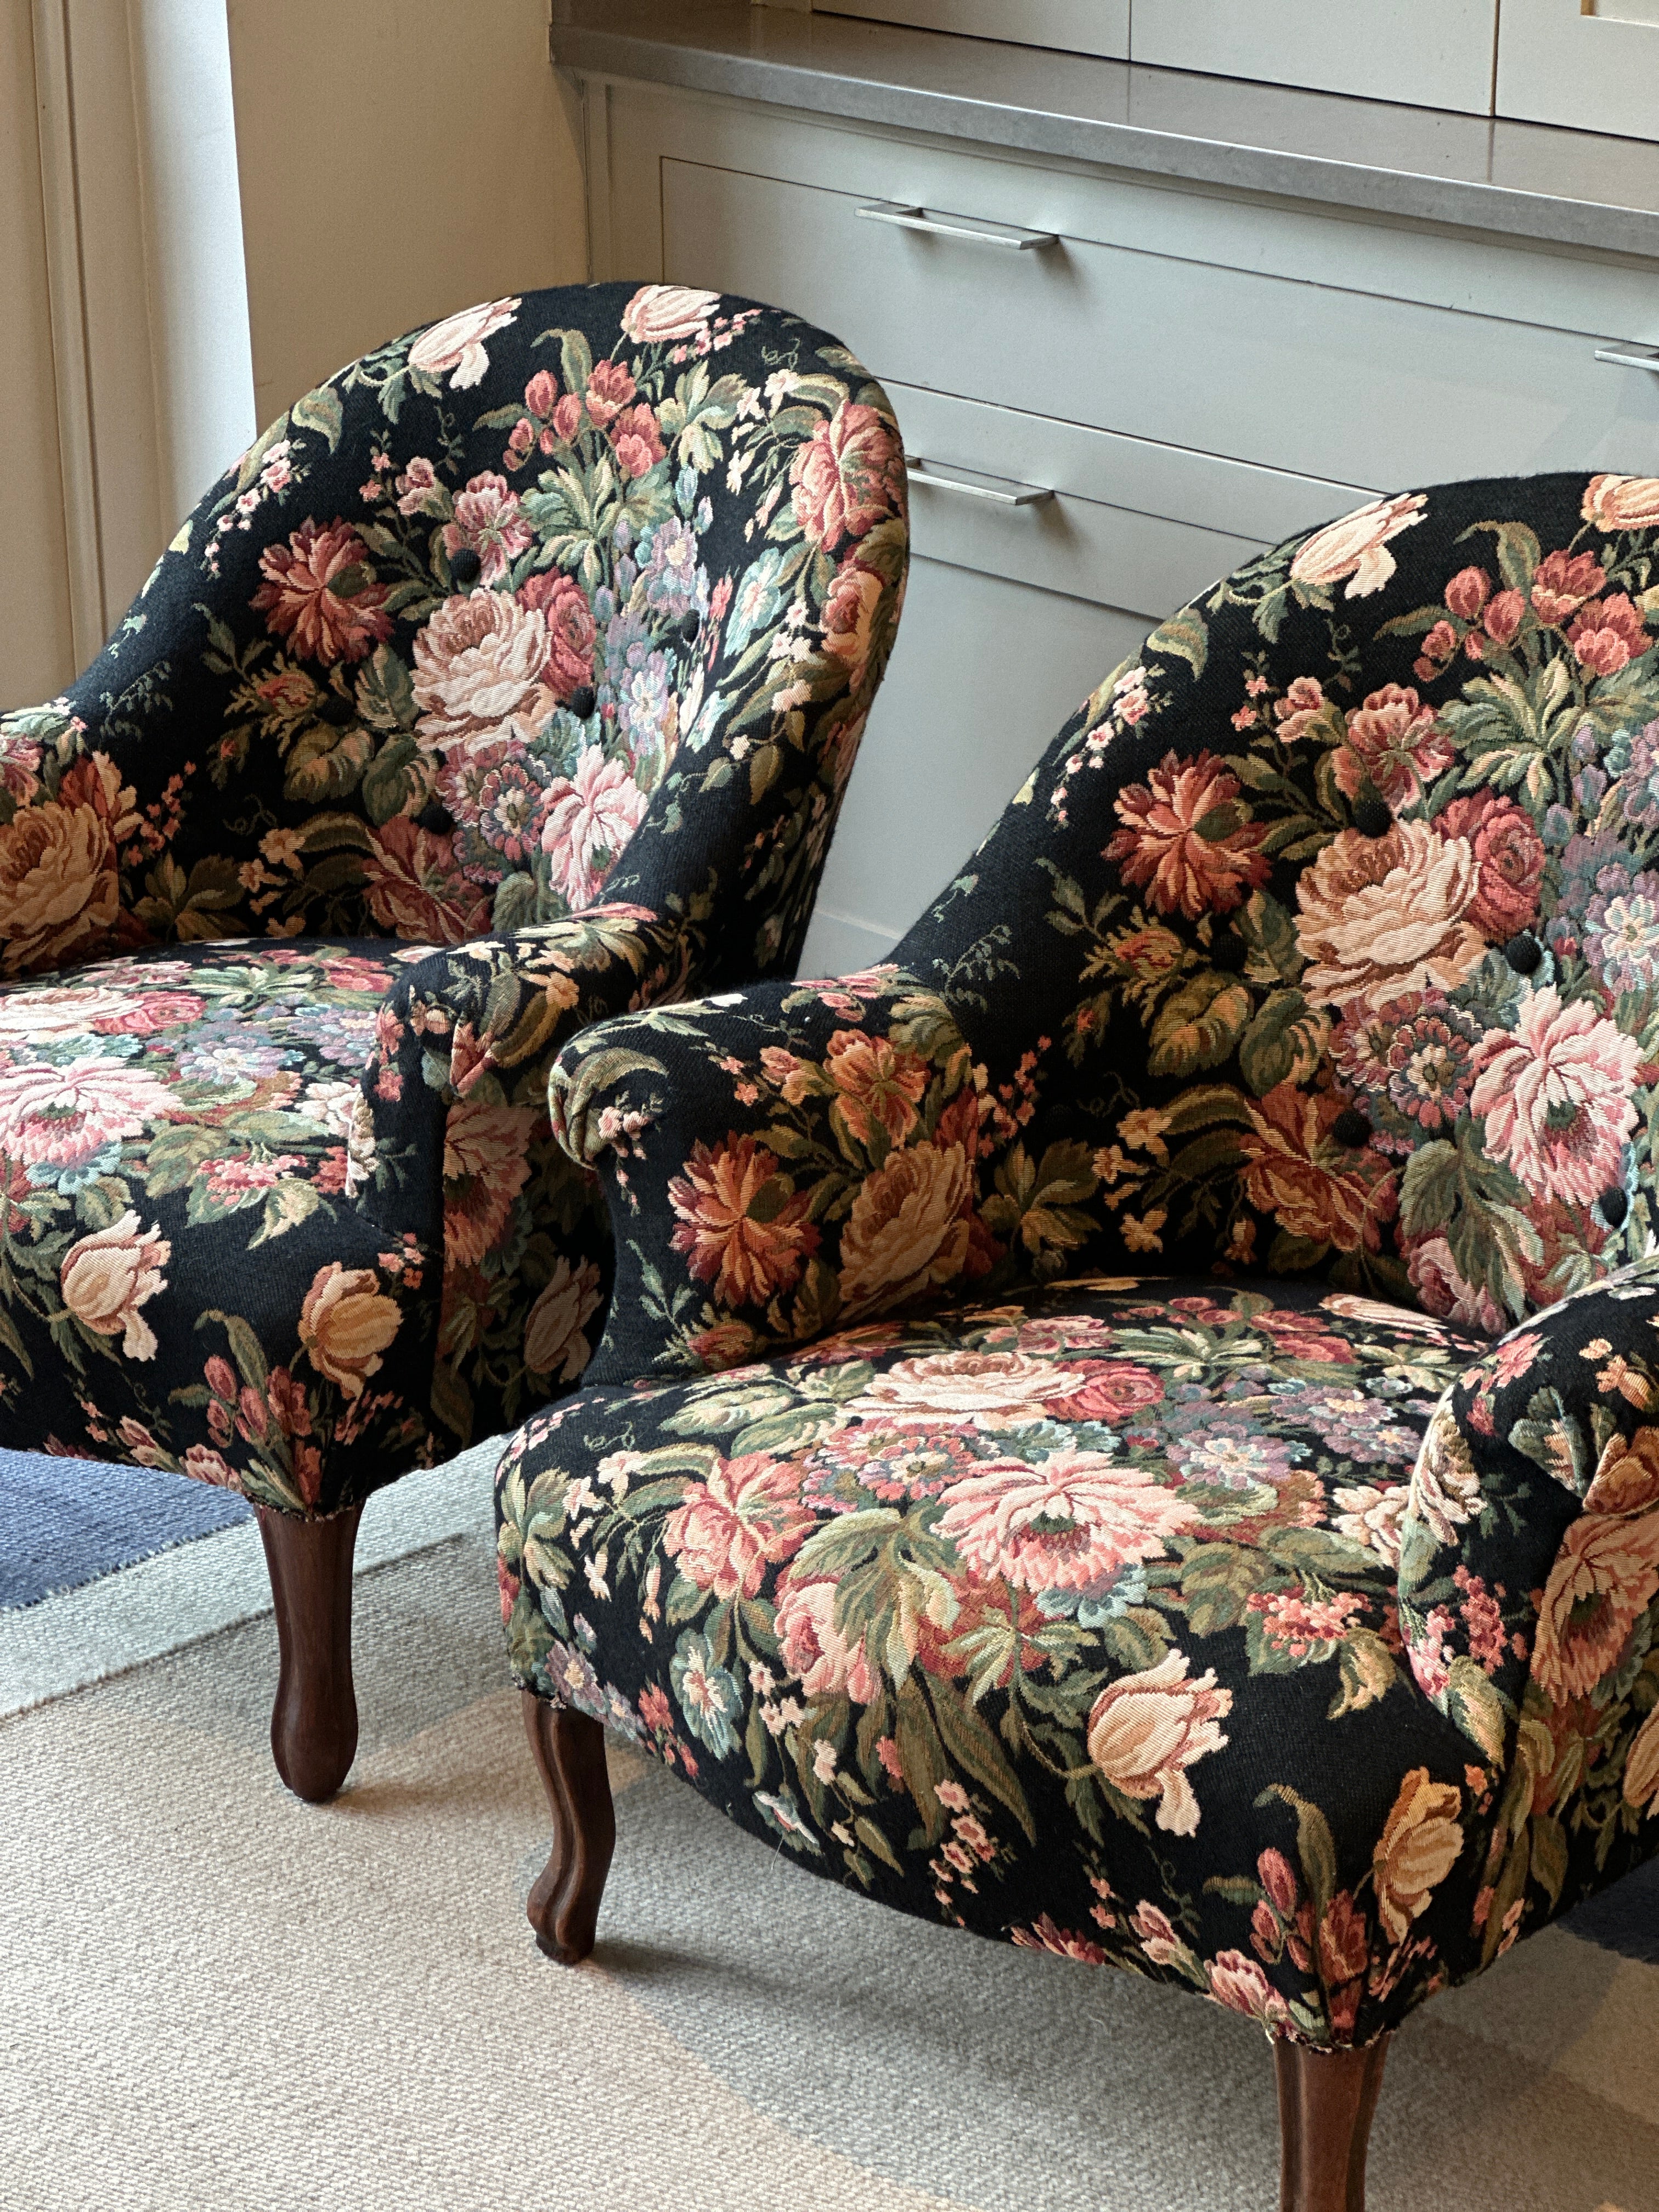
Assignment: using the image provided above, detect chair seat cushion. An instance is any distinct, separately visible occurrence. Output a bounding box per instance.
[0,938,444,1510]
[500,1269,1609,2042]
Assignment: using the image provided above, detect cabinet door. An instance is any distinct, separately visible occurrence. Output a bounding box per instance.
[1497,0,1659,139]
[1130,0,1498,115]
[816,0,1128,57]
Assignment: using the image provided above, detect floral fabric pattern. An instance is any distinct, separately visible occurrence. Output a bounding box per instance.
[0,283,907,1506]
[503,473,1659,2048]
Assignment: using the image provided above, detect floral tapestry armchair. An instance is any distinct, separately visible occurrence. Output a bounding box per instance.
[495,475,1659,2210]
[0,281,907,1799]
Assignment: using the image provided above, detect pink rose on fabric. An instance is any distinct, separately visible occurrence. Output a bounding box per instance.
[619,284,722,346]
[0,1056,177,1172]
[407,296,520,390]
[442,472,533,585]
[59,1210,171,1361]
[1437,791,1544,940]
[664,1453,814,1600]
[251,520,392,664]
[1444,567,1491,620]
[1086,1649,1232,1836]
[790,401,904,550]
[774,1573,882,1703]
[935,1449,1199,1593]
[610,403,666,479]
[1335,683,1453,808]
[520,569,597,701]
[1470,987,1641,1207]
[1569,592,1649,675]
[540,747,650,909]
[584,358,636,427]
[1406,1237,1504,1336]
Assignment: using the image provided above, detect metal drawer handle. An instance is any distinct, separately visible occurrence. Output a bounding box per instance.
[905,459,1053,508]
[1595,345,1659,373]
[856,201,1057,251]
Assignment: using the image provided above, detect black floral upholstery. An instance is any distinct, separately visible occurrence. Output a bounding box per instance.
[0,282,907,1513]
[499,475,1659,2046]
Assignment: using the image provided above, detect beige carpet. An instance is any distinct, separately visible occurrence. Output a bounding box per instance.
[2,1525,1655,2212]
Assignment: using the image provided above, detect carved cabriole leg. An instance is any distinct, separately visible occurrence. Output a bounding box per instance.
[522,1692,616,1964]
[1276,2036,1391,2212]
[255,1500,364,1803]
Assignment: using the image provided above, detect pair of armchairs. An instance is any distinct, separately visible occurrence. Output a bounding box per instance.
[7,284,1657,2209]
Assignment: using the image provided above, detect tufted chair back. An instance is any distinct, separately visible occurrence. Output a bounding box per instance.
[0,283,906,978]
[893,473,1659,1333]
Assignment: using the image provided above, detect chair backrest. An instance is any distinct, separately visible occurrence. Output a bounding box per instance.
[896,472,1659,1331]
[0,283,906,970]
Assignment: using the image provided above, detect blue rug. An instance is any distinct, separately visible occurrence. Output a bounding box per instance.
[0,1447,251,1610]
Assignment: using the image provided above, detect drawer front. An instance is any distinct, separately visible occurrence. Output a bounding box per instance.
[1131,0,1498,115]
[663,157,1659,493]
[818,0,1128,57]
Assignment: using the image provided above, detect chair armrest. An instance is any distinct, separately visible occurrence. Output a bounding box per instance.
[548,964,991,1381]
[1398,1254,1659,1759]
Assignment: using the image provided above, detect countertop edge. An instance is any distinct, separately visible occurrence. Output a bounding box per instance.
[553,22,1659,266]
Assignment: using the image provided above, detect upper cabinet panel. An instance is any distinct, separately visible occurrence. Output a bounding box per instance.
[1497,1,1659,139]
[1129,0,1499,114]
[817,1,1129,59]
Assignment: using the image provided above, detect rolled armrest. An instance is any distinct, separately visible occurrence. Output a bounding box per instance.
[548,964,989,1380]
[1398,1253,1659,1758]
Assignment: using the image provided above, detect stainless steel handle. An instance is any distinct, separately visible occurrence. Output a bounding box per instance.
[1595,345,1659,373]
[856,201,1057,251]
[905,459,1053,508]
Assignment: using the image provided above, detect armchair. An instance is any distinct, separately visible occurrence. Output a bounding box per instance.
[498,473,1659,2208]
[0,281,907,1798]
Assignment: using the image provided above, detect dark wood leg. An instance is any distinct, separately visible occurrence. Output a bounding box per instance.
[522,1692,615,1964]
[255,1500,363,1803]
[1276,2035,1391,2212]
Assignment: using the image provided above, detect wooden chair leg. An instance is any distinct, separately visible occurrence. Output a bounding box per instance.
[255,1500,363,1803]
[523,1692,615,1965]
[1276,2035,1391,2212]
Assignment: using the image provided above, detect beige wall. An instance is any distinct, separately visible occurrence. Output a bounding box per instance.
[228,0,588,426]
[0,0,75,703]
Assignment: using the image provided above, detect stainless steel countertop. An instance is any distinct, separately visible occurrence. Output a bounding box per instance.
[552,0,1659,262]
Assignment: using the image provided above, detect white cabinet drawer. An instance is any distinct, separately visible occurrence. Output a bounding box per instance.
[1131,1,1498,115]
[663,157,1659,492]
[1498,0,1659,141]
[818,0,1127,58]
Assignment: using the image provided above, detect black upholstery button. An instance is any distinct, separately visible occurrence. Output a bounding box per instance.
[1353,799,1392,838]
[416,802,455,836]
[317,690,355,726]
[1332,1107,1372,1148]
[1504,932,1543,975]
[1601,1187,1630,1228]
[1210,932,1249,973]
[568,685,597,720]
[449,547,482,588]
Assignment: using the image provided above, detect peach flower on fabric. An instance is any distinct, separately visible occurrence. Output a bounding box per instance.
[1469,987,1640,1209]
[1373,1768,1464,1945]
[413,590,557,749]
[825,1028,929,1149]
[540,748,650,910]
[1408,1402,1483,1549]
[59,1210,171,1361]
[1206,1950,1290,2025]
[838,1139,973,1312]
[181,1443,241,1490]
[1239,1082,1396,1255]
[1568,592,1649,676]
[1289,492,1426,599]
[443,1101,536,1268]
[251,520,392,665]
[620,284,722,346]
[665,1453,814,1600]
[849,1349,1062,1430]
[936,1449,1199,1594]
[442,472,532,586]
[790,400,904,551]
[1531,1506,1659,1702]
[1105,750,1270,920]
[774,1573,883,1703]
[1623,1704,1659,1815]
[519,570,596,701]
[523,1255,603,1383]
[297,1262,401,1401]
[819,557,885,694]
[609,403,667,481]
[669,1132,820,1307]
[1085,1648,1232,1836]
[583,358,636,427]
[1407,1236,1504,1336]
[1335,684,1454,808]
[1295,821,1485,1014]
[1530,549,1606,627]
[407,296,520,389]
[0,786,121,975]
[1585,1427,1659,1517]
[1582,474,1659,531]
